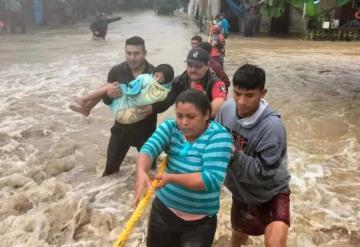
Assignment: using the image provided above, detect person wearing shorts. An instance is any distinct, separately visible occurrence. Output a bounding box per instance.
[215,64,291,247]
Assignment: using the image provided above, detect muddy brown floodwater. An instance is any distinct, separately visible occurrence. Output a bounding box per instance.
[0,10,359,247]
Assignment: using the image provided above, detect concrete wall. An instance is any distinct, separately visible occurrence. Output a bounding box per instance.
[207,0,221,19]
[259,6,306,34]
[289,7,306,33]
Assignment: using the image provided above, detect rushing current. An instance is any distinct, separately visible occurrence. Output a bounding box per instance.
[0,10,359,247]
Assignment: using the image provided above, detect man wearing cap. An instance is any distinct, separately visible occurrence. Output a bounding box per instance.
[153,47,227,119]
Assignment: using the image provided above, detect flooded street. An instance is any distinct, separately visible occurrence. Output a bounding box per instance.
[0,10,359,247]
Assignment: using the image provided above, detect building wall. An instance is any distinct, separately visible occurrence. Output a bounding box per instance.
[289,7,305,33]
[207,0,221,19]
[259,6,305,34]
[202,0,208,12]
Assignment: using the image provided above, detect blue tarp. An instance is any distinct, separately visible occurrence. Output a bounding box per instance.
[32,0,44,24]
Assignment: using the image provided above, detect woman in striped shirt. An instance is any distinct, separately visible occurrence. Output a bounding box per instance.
[133,89,233,247]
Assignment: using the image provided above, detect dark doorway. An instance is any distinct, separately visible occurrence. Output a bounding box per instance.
[220,0,241,32]
[270,1,290,35]
[335,2,357,26]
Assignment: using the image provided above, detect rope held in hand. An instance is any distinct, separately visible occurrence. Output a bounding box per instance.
[113,158,167,247]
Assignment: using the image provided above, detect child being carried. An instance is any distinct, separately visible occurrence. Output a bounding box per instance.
[70,64,174,124]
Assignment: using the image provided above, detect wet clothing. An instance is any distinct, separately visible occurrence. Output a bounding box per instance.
[215,99,290,235]
[219,18,230,38]
[147,197,217,247]
[103,61,161,176]
[208,58,230,88]
[140,119,233,215]
[140,119,232,247]
[210,34,225,57]
[153,70,227,114]
[210,34,225,66]
[215,99,290,204]
[90,16,121,39]
[111,74,171,124]
[231,192,290,236]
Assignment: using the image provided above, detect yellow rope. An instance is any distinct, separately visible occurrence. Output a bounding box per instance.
[113,158,167,247]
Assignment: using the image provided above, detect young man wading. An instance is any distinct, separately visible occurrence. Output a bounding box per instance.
[216,64,291,247]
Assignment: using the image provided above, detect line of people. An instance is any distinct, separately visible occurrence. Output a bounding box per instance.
[70,35,291,247]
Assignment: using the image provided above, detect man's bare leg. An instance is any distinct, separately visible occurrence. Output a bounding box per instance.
[231,229,249,247]
[264,221,288,247]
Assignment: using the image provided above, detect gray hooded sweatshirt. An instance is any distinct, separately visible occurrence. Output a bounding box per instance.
[215,99,290,205]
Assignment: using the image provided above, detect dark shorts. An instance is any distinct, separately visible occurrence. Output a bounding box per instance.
[231,192,290,236]
[147,197,217,247]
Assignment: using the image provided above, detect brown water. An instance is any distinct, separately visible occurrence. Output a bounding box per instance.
[0,10,359,247]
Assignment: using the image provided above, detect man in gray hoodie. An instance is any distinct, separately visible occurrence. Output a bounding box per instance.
[215,64,291,247]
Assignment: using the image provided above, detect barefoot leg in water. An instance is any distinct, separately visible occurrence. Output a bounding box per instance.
[69,97,89,116]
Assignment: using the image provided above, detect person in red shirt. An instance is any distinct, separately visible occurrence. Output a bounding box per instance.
[210,25,225,67]
[199,41,230,89]
[154,47,227,119]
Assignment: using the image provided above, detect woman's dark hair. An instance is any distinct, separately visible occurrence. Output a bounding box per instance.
[125,36,145,50]
[154,64,174,83]
[175,90,211,115]
[233,64,266,90]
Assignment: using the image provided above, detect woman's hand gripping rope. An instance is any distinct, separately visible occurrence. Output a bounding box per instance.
[113,158,167,247]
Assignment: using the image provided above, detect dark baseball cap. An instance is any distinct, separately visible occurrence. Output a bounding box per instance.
[186,47,209,65]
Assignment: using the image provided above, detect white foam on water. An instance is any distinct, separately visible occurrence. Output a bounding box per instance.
[1,10,360,247]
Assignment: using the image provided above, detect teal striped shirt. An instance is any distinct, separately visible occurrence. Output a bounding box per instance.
[140,119,232,216]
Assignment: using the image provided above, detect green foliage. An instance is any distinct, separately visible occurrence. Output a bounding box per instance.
[260,0,286,18]
[260,0,356,18]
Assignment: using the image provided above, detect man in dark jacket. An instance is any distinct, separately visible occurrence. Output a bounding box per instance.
[153,47,228,119]
[90,12,121,40]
